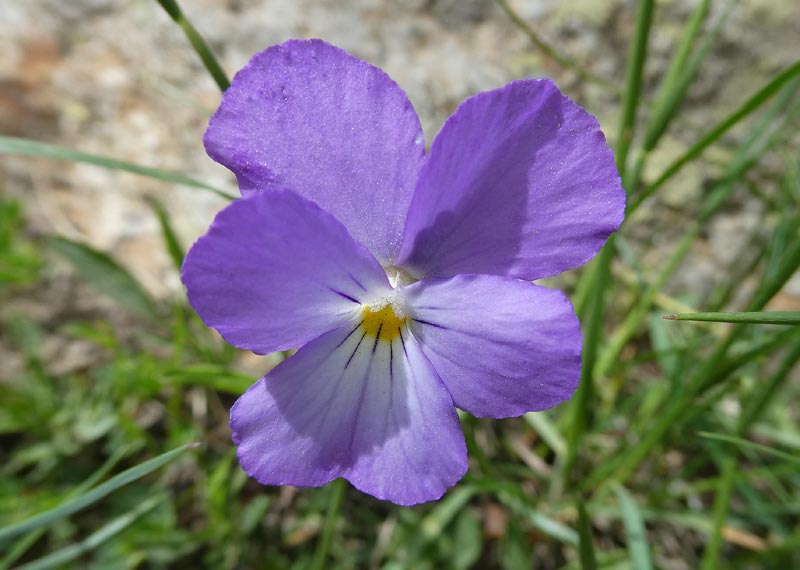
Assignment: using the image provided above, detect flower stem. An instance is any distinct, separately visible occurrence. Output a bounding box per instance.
[154,0,230,92]
[310,479,347,570]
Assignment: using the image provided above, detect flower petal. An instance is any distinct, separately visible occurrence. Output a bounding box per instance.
[397,79,625,280]
[231,320,467,505]
[405,274,581,418]
[204,39,425,264]
[181,189,390,355]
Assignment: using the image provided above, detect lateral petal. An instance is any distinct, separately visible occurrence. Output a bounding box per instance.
[182,189,390,355]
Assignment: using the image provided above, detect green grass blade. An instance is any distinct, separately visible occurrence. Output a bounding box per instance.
[577,502,597,570]
[633,59,800,212]
[564,243,613,481]
[0,448,129,570]
[146,196,186,270]
[474,480,578,545]
[524,411,566,458]
[592,233,800,487]
[738,334,800,431]
[616,0,655,173]
[612,484,653,570]
[310,479,347,570]
[699,433,800,467]
[701,335,800,568]
[0,135,233,200]
[567,0,655,480]
[400,485,479,565]
[15,495,165,570]
[162,365,254,395]
[663,311,800,325]
[49,236,160,319]
[494,0,616,90]
[0,443,196,543]
[596,78,800,380]
[641,0,724,152]
[155,0,230,92]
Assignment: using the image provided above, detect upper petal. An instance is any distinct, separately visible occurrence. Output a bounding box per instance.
[397,79,625,280]
[230,319,467,506]
[181,189,390,355]
[405,274,582,418]
[204,39,425,264]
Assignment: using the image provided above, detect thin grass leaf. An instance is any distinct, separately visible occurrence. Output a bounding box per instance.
[663,311,800,325]
[628,1,737,194]
[0,443,196,543]
[563,242,613,481]
[565,0,655,486]
[49,236,159,319]
[699,433,800,467]
[596,78,800,381]
[632,58,800,212]
[641,0,725,152]
[586,230,800,489]
[612,484,653,570]
[0,135,233,200]
[473,480,578,545]
[494,0,616,90]
[616,0,655,173]
[0,447,130,570]
[15,495,165,570]
[146,196,186,270]
[738,334,800,431]
[155,0,230,91]
[523,411,566,458]
[162,365,253,395]
[310,479,347,570]
[577,502,597,570]
[401,486,479,564]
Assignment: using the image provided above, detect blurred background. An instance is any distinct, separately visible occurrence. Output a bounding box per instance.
[1,1,799,568]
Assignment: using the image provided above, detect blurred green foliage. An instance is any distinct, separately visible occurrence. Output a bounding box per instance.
[1,1,800,568]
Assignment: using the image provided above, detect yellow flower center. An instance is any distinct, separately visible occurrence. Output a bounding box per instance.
[361,304,406,343]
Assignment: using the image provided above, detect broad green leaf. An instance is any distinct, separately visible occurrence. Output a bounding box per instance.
[0,443,196,543]
[49,236,159,319]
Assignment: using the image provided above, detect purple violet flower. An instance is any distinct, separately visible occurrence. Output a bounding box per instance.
[182,39,625,506]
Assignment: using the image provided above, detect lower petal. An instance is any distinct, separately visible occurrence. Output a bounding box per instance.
[404,274,582,418]
[230,320,467,506]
